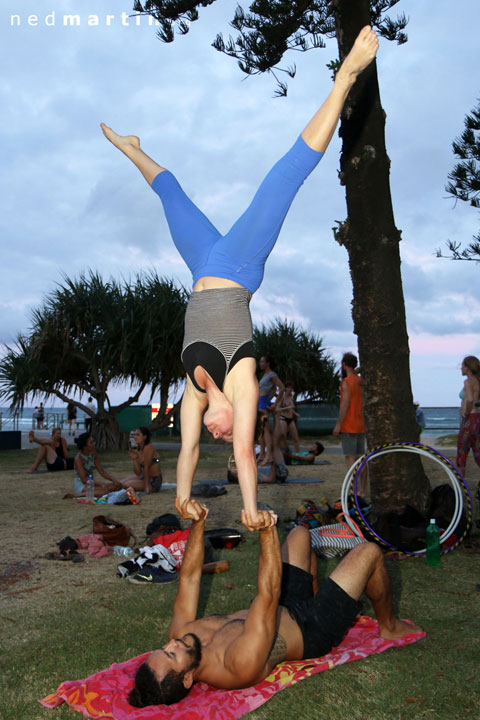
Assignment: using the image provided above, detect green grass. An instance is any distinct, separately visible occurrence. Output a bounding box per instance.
[0,535,479,720]
[1,445,479,719]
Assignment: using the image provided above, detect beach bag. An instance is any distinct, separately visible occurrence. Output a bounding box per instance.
[153,529,191,570]
[92,515,136,547]
[310,514,366,558]
[296,498,336,529]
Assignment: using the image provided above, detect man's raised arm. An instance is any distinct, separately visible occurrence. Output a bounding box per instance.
[222,512,281,686]
[169,500,208,640]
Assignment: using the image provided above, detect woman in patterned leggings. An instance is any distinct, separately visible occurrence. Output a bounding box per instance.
[456,355,480,477]
[101,28,378,530]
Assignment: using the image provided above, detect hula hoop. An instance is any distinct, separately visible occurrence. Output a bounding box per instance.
[341,442,472,556]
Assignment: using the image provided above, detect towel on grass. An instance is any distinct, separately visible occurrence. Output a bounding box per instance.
[39,615,424,720]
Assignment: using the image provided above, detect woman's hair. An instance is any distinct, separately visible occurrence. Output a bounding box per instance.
[76,432,91,451]
[51,427,61,435]
[285,380,295,390]
[128,663,191,708]
[255,412,269,443]
[463,356,480,376]
[137,426,151,444]
[261,354,275,370]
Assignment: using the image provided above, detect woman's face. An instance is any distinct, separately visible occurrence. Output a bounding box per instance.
[204,405,233,442]
[85,436,95,453]
[52,429,62,441]
[134,428,145,446]
[461,362,468,376]
[259,356,269,371]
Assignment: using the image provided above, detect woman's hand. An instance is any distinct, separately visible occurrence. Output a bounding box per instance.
[241,508,277,532]
[129,449,139,461]
[29,431,35,443]
[175,496,209,522]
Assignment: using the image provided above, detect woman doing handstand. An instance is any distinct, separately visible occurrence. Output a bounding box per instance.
[101,26,378,530]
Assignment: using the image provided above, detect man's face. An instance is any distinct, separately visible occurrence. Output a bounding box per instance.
[147,634,202,682]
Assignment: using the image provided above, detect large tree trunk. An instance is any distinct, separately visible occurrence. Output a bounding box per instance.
[93,412,128,451]
[334,0,429,514]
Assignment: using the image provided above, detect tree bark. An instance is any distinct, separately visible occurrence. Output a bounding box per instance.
[93,410,128,451]
[334,0,429,514]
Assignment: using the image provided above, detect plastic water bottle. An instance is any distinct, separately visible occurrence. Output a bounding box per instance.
[113,545,135,557]
[426,518,441,567]
[86,473,95,502]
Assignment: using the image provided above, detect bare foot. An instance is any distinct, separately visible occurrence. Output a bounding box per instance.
[100,123,141,153]
[26,468,38,473]
[379,618,423,639]
[28,430,34,443]
[339,25,379,81]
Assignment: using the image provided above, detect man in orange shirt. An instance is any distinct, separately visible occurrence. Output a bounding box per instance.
[333,353,367,496]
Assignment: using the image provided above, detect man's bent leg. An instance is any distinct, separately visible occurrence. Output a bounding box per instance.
[329,543,422,638]
[281,526,319,594]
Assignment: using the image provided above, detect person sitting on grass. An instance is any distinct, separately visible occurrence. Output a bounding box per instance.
[120,426,163,493]
[283,441,324,465]
[128,499,422,707]
[69,433,123,498]
[27,427,74,473]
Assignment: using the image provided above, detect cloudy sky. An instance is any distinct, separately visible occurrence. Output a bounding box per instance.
[1,0,479,408]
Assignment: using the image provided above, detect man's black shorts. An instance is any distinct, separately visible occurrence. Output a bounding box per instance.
[279,562,361,659]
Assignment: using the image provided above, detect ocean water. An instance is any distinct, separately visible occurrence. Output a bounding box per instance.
[420,407,460,438]
[0,405,461,437]
[0,406,87,431]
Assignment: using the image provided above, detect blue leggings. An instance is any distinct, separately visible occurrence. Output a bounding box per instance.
[151,136,323,294]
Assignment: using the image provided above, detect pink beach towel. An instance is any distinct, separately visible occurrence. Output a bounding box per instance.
[39,616,424,720]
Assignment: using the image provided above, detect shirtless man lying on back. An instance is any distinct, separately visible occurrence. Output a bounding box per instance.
[128,501,422,707]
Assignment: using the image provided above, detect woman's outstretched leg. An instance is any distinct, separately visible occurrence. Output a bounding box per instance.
[101,124,165,186]
[301,25,379,152]
[101,124,221,273]
[221,27,379,294]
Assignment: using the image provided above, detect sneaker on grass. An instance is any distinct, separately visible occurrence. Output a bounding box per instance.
[128,566,179,584]
[116,559,139,578]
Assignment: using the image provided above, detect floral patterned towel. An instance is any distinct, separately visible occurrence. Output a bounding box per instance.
[39,616,424,720]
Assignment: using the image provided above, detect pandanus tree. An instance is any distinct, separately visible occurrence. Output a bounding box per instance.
[253,318,339,402]
[131,0,429,514]
[0,272,188,449]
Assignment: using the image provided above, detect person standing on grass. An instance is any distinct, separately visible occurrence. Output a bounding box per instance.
[333,353,367,495]
[257,355,285,466]
[85,397,96,433]
[67,402,77,435]
[456,355,480,478]
[274,380,300,454]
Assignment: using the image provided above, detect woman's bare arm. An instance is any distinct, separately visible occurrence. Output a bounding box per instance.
[94,452,120,485]
[176,381,208,519]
